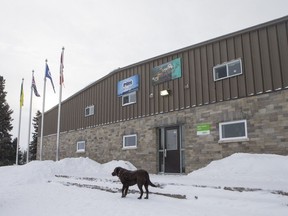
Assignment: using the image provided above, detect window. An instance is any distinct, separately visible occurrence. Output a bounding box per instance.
[85,105,94,117]
[219,120,248,142]
[213,59,242,81]
[122,91,136,106]
[76,141,85,153]
[123,134,137,149]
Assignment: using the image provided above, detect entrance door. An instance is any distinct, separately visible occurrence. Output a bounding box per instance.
[158,126,181,173]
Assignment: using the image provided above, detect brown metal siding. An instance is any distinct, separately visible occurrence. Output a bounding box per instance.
[268,25,282,90]
[235,35,246,98]
[189,50,197,106]
[83,88,88,127]
[227,37,237,99]
[103,78,108,123]
[178,53,185,110]
[149,61,155,115]
[206,44,216,103]
[242,32,255,96]
[153,60,159,114]
[201,46,209,104]
[220,40,229,101]
[118,71,123,121]
[259,28,272,92]
[98,81,103,124]
[143,64,149,116]
[182,51,191,107]
[140,64,146,117]
[42,16,288,136]
[213,42,224,101]
[278,22,288,88]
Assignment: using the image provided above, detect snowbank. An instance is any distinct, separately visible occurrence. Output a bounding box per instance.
[187,153,288,191]
[1,153,287,191]
[0,157,136,186]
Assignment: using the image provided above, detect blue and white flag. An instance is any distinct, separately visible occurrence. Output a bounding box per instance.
[45,63,56,93]
[32,75,40,97]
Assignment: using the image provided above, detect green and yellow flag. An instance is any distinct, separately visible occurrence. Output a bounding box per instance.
[20,79,24,107]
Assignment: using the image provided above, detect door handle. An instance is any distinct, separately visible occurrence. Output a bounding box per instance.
[164,149,167,158]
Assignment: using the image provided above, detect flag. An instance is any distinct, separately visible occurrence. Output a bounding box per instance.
[20,79,24,107]
[45,63,56,93]
[60,48,64,86]
[32,75,40,97]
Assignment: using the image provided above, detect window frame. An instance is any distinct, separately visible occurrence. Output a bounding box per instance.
[122,134,137,149]
[85,105,94,117]
[76,141,86,153]
[219,120,248,142]
[122,91,136,106]
[213,59,243,81]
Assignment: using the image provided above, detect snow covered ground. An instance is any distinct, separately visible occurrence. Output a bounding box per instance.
[0,153,288,216]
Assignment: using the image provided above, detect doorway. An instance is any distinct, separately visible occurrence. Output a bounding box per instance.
[158,126,184,173]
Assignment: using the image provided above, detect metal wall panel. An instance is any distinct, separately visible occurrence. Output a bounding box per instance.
[213,42,224,101]
[201,46,209,104]
[195,48,203,105]
[235,35,246,98]
[242,33,255,96]
[153,60,159,114]
[149,61,155,115]
[115,72,120,122]
[178,53,184,110]
[182,51,191,108]
[171,55,177,111]
[189,50,197,107]
[277,23,288,88]
[221,40,231,101]
[92,84,97,125]
[259,28,273,92]
[206,44,216,103]
[227,38,238,99]
[268,25,282,90]
[141,64,146,117]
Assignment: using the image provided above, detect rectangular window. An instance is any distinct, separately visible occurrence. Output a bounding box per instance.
[122,91,136,106]
[123,134,137,149]
[76,141,85,153]
[219,120,248,141]
[213,59,242,81]
[85,105,94,117]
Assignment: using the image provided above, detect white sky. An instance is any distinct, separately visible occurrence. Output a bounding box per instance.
[1,0,288,151]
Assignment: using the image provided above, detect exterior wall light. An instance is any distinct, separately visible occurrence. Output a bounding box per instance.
[160,89,171,96]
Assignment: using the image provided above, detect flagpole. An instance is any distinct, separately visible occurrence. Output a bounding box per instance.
[56,47,64,161]
[16,78,24,165]
[56,81,62,161]
[26,71,34,163]
[40,60,47,161]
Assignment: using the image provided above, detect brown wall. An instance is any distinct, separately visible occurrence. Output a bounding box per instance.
[41,16,288,137]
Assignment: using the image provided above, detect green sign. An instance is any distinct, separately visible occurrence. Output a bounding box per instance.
[151,58,182,85]
[197,124,211,135]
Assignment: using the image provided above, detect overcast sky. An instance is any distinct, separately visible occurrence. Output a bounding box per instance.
[1,0,288,152]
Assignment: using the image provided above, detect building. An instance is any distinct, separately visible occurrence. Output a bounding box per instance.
[38,16,288,174]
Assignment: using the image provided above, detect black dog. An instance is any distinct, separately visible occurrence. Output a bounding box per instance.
[112,167,157,199]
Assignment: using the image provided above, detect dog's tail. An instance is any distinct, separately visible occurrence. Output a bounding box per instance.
[148,179,157,187]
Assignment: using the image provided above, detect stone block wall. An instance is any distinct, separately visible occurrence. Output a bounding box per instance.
[38,90,288,174]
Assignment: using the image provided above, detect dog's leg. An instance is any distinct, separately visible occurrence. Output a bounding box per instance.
[144,183,149,199]
[124,186,129,197]
[121,185,126,198]
[137,183,143,199]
